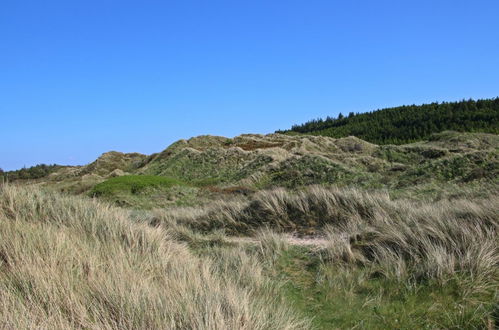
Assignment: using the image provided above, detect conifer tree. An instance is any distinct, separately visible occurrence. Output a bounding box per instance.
[278,98,499,144]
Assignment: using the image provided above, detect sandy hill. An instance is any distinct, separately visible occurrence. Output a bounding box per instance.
[40,131,497,196]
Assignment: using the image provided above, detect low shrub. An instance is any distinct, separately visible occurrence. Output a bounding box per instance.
[90,175,185,197]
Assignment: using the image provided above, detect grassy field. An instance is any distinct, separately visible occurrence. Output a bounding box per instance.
[1,184,497,329]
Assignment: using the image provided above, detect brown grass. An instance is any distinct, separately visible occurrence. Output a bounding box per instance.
[156,185,498,285]
[1,182,497,328]
[0,185,309,329]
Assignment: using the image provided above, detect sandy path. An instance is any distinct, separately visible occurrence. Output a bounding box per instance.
[227,234,328,248]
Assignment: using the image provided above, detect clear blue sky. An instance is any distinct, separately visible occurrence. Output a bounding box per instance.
[1,0,498,170]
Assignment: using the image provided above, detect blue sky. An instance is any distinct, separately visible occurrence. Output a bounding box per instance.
[1,0,498,170]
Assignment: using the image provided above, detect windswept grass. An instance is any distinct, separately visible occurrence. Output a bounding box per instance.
[153,185,498,328]
[0,185,309,329]
[1,182,497,328]
[159,183,498,285]
[156,185,498,235]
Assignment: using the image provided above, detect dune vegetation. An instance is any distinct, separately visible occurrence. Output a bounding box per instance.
[0,185,309,329]
[155,185,499,328]
[1,182,497,329]
[1,127,498,328]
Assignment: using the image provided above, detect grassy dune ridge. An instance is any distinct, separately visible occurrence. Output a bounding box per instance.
[32,131,498,197]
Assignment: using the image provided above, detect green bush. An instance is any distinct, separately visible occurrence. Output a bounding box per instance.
[4,164,63,181]
[90,175,185,197]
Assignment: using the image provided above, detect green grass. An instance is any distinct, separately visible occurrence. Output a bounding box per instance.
[90,175,186,197]
[273,247,496,329]
[88,175,200,209]
[190,177,223,187]
[184,239,497,329]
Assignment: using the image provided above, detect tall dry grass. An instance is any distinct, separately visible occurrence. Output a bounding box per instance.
[322,193,498,286]
[0,185,309,329]
[157,185,498,285]
[153,186,386,234]
[3,181,495,327]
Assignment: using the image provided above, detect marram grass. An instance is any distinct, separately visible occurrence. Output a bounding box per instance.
[0,185,309,329]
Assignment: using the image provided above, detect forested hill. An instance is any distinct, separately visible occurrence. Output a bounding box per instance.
[277,98,499,144]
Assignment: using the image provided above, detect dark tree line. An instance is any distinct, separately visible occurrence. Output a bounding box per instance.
[277,98,499,144]
[2,164,63,181]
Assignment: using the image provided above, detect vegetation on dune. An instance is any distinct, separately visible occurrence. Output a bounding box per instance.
[154,185,499,236]
[5,131,497,201]
[278,97,499,144]
[90,175,185,197]
[80,151,147,176]
[1,175,498,328]
[273,246,498,329]
[1,151,146,184]
[4,99,498,200]
[2,99,498,328]
[0,185,309,329]
[88,175,198,209]
[2,164,65,182]
[157,185,498,328]
[136,131,498,191]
